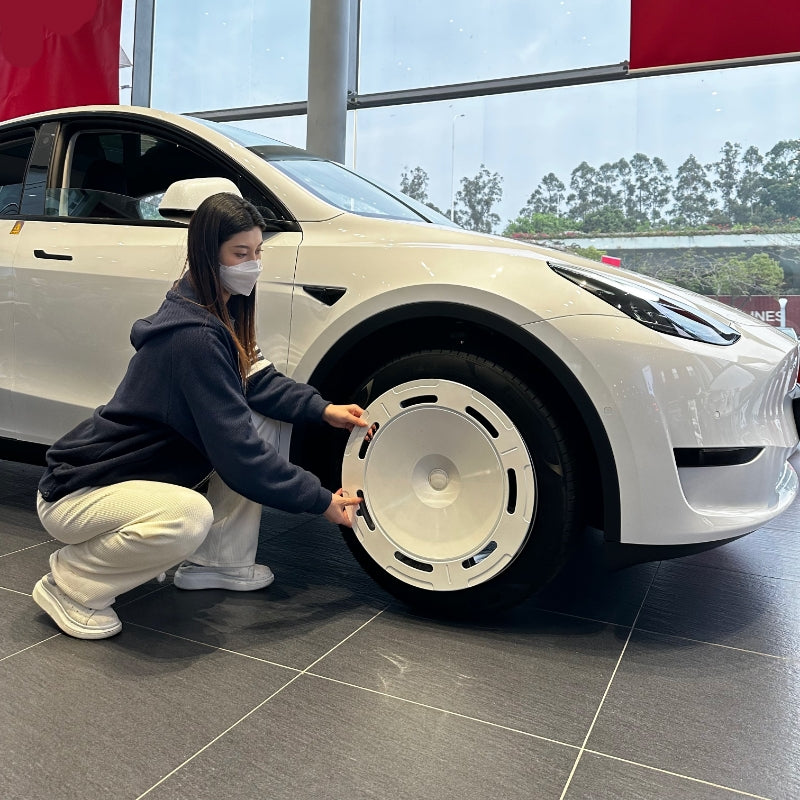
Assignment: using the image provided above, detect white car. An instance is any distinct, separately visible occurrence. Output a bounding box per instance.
[1,105,798,614]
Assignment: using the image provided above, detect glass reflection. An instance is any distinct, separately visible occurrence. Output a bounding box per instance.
[151,0,311,112]
[359,0,629,93]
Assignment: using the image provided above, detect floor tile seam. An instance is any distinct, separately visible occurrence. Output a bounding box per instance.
[135,671,306,800]
[0,633,60,662]
[0,540,50,558]
[632,626,793,661]
[135,608,388,797]
[581,749,775,799]
[302,670,582,751]
[298,604,389,673]
[0,584,32,597]
[124,604,388,673]
[557,561,662,800]
[532,605,635,631]
[123,621,303,672]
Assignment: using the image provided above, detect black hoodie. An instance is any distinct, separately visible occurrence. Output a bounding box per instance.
[38,276,332,514]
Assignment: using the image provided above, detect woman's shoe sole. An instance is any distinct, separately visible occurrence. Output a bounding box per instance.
[173,571,275,591]
[32,578,121,640]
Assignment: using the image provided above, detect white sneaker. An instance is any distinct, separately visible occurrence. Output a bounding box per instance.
[173,562,275,591]
[32,574,121,639]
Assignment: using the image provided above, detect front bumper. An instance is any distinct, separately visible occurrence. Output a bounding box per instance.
[527,314,799,547]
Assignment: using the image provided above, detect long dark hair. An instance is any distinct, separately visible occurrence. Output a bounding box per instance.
[186,192,266,383]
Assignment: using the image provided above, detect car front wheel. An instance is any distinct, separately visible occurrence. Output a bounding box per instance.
[340,350,581,615]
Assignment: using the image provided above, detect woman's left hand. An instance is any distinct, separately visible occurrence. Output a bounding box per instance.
[322,403,369,431]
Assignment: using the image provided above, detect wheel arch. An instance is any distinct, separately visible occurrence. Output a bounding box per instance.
[292,301,621,541]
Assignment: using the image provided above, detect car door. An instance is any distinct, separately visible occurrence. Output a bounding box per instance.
[0,126,36,439]
[11,116,300,445]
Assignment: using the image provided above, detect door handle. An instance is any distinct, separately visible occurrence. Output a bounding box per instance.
[34,249,72,261]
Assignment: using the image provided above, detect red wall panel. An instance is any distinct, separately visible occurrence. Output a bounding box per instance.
[0,0,122,121]
[630,0,800,70]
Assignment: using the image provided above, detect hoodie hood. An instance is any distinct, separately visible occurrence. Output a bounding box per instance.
[131,274,223,352]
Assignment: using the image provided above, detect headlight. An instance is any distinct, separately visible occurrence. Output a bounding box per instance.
[549,261,740,346]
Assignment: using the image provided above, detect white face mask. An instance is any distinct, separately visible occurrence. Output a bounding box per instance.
[219,259,262,296]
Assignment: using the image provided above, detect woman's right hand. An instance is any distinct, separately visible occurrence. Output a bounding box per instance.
[323,489,362,527]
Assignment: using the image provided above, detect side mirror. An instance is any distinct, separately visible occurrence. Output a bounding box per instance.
[158,177,242,222]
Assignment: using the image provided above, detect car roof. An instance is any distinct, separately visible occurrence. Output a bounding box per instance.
[0,104,309,154]
[0,104,349,221]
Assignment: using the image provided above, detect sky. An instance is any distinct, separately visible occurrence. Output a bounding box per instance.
[118,1,800,229]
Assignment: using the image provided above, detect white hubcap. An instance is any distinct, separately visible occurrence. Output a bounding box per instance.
[342,378,535,591]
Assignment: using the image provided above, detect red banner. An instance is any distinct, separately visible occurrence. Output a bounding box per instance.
[0,0,122,121]
[630,0,800,71]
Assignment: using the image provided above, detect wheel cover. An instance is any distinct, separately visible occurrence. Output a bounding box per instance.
[342,378,535,591]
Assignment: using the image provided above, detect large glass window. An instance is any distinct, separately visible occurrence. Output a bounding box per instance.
[352,62,800,228]
[350,84,638,226]
[150,0,311,113]
[350,61,800,302]
[119,0,136,104]
[136,2,800,331]
[358,0,630,93]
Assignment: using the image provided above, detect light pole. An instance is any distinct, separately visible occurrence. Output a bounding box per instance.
[450,113,465,221]
[779,296,788,328]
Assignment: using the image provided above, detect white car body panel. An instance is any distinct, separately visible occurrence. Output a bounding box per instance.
[288,215,616,379]
[11,221,186,443]
[10,219,300,443]
[526,314,798,545]
[0,219,21,438]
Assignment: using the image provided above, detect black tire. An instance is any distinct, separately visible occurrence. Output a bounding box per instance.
[337,350,582,616]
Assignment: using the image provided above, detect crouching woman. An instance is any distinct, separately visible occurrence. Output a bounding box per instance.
[33,192,364,639]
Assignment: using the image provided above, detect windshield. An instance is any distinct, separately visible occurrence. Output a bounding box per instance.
[268,157,432,222]
[192,117,288,148]
[368,176,457,227]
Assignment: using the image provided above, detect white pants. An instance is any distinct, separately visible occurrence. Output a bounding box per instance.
[36,413,280,610]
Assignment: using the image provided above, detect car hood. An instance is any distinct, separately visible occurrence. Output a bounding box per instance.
[324,213,770,332]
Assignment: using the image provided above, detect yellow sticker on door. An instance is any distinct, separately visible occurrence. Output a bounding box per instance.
[10,221,23,234]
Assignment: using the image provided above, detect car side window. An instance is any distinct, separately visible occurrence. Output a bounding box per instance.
[50,131,141,220]
[48,129,285,223]
[0,133,35,217]
[131,135,284,222]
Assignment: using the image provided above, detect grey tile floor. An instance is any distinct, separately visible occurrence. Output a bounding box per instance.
[1,457,799,800]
